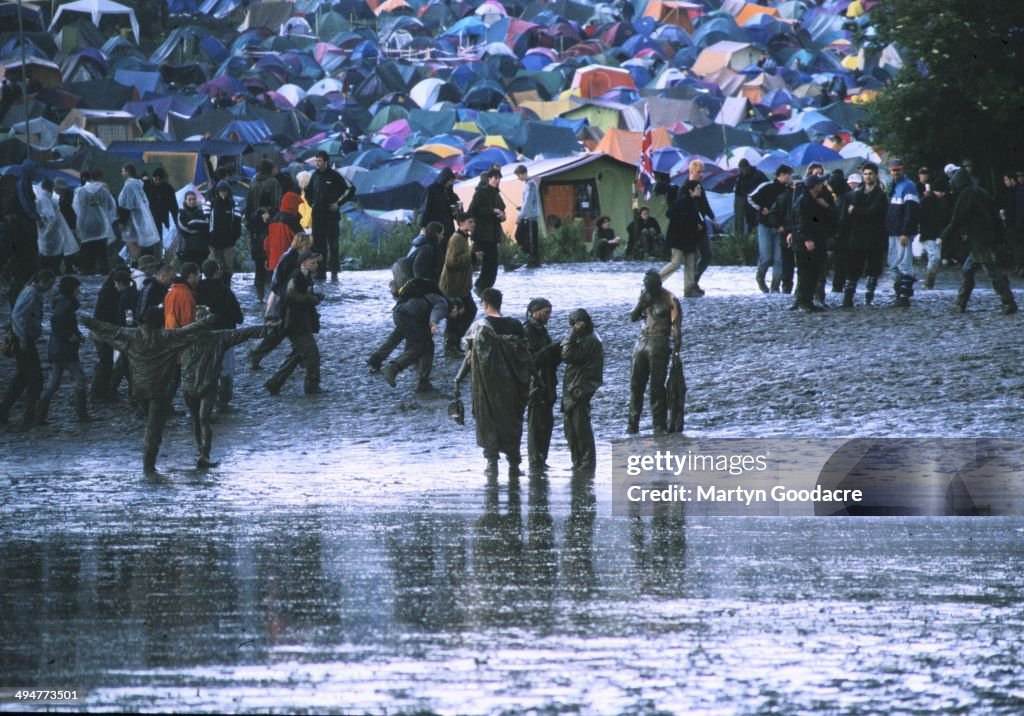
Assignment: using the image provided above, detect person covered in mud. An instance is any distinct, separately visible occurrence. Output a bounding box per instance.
[561,308,604,471]
[195,259,245,412]
[370,292,462,392]
[264,252,326,396]
[181,306,268,468]
[628,270,681,435]
[82,307,215,475]
[941,168,1018,314]
[524,298,562,470]
[455,287,533,478]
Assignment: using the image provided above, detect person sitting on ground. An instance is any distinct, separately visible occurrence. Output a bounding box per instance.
[591,216,622,261]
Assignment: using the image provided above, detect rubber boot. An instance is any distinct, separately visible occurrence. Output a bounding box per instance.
[842,281,856,308]
[770,278,781,293]
[924,270,936,289]
[994,275,1018,314]
[865,276,877,306]
[216,376,233,411]
[755,269,769,293]
[954,273,975,313]
[74,389,92,422]
[35,394,53,426]
[143,449,158,475]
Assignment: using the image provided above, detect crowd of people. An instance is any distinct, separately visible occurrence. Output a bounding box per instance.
[4,148,1021,477]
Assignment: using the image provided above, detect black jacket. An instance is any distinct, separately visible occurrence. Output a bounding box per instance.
[665,193,703,252]
[95,281,125,326]
[525,317,561,406]
[48,294,83,363]
[468,184,505,244]
[420,169,458,238]
[195,277,243,329]
[748,179,789,227]
[283,269,322,335]
[144,180,177,230]
[561,329,603,412]
[136,278,168,320]
[797,190,835,250]
[918,192,952,242]
[844,185,888,252]
[305,167,354,217]
[176,204,209,256]
[205,193,242,250]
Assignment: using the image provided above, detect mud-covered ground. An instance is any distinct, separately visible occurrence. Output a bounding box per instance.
[2,261,1024,713]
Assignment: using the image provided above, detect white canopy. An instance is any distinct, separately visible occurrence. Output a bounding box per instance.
[49,0,140,44]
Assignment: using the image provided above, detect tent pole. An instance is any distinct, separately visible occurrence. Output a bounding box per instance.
[17,0,30,161]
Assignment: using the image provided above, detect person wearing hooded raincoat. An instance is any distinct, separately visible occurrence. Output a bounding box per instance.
[35,181,78,273]
[941,168,1019,314]
[0,160,42,306]
[117,163,161,262]
[561,308,604,471]
[82,310,214,474]
[420,168,460,277]
[455,287,533,477]
[73,168,118,275]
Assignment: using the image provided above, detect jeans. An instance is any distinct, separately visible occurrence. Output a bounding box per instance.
[921,239,942,275]
[695,229,712,283]
[757,225,782,279]
[42,360,88,399]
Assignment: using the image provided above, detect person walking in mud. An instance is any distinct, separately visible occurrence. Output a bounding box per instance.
[524,298,561,470]
[942,168,1018,314]
[561,308,603,471]
[841,162,888,307]
[82,307,214,475]
[249,232,313,371]
[628,270,681,435]
[182,307,268,468]
[439,213,478,354]
[264,252,326,396]
[455,288,533,478]
[1,269,56,430]
[36,276,92,426]
[370,292,463,392]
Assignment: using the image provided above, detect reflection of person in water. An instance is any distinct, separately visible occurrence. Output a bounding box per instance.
[562,472,596,599]
[629,500,686,595]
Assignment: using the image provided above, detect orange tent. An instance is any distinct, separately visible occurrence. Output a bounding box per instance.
[735,3,779,26]
[593,127,672,164]
[570,65,636,99]
[643,0,702,33]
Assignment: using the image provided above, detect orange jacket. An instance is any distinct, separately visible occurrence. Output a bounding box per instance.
[163,280,196,329]
[264,192,303,270]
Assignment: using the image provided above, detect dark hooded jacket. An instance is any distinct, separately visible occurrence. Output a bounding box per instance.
[940,170,1001,253]
[48,294,83,363]
[195,277,243,329]
[420,168,458,239]
[468,182,505,244]
[525,316,561,406]
[245,170,283,236]
[205,180,242,250]
[561,311,603,412]
[844,183,888,252]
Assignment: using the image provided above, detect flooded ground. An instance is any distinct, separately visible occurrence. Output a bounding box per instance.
[2,261,1024,713]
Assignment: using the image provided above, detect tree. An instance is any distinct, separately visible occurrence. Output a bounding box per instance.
[867,0,1024,183]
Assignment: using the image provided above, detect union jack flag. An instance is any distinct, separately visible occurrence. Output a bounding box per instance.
[637,105,654,200]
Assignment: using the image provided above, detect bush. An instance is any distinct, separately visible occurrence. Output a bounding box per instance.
[339,219,416,270]
[713,231,758,266]
[540,219,592,264]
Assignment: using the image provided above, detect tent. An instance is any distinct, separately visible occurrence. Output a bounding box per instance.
[49,0,140,44]
[570,65,636,99]
[691,41,761,76]
[454,153,642,245]
[593,127,673,164]
[643,0,701,33]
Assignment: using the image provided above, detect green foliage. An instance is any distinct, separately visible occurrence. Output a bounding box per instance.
[540,220,593,263]
[339,220,416,270]
[713,232,758,266]
[867,0,1024,177]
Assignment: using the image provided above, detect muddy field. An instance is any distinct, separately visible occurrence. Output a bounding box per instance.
[2,261,1024,713]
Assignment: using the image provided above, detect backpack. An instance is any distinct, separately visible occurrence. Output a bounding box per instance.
[389,247,416,299]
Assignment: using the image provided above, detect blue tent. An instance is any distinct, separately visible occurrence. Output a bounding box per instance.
[463,148,516,177]
[220,120,273,144]
[786,143,842,166]
[511,122,579,159]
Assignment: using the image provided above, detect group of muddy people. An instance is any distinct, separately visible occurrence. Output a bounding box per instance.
[627,157,1022,314]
